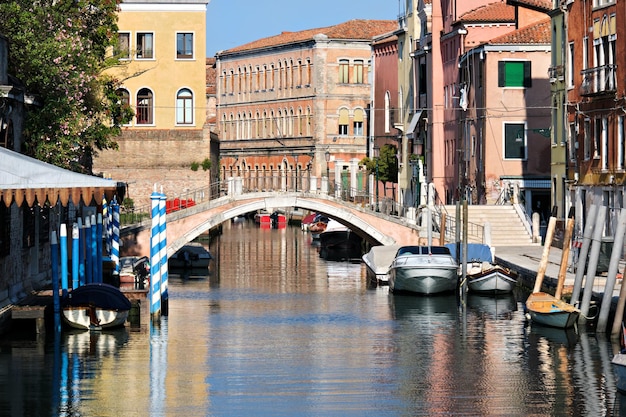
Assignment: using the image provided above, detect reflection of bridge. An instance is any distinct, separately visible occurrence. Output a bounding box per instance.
[120,180,422,258]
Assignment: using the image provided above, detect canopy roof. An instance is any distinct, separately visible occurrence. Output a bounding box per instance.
[0,147,124,207]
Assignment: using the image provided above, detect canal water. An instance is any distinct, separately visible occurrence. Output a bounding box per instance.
[2,220,626,416]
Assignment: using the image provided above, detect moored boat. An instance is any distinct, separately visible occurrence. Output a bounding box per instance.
[612,324,626,393]
[169,242,212,271]
[362,244,400,284]
[318,219,363,261]
[525,292,580,328]
[62,283,132,330]
[389,245,459,295]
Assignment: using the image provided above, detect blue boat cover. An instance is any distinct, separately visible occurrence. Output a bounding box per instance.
[63,283,132,310]
[444,243,493,263]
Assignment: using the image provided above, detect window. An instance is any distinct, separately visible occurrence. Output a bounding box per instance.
[569,123,577,162]
[339,59,349,83]
[353,108,364,136]
[601,116,608,169]
[136,32,154,59]
[338,108,349,135]
[583,37,588,70]
[116,32,130,60]
[136,88,154,124]
[504,123,526,159]
[115,88,131,125]
[384,92,390,133]
[176,88,193,125]
[498,61,531,88]
[354,60,364,84]
[594,117,602,159]
[176,33,194,59]
[618,115,625,170]
[584,119,591,160]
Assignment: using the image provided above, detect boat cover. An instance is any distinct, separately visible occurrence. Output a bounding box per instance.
[63,283,132,310]
[444,243,493,263]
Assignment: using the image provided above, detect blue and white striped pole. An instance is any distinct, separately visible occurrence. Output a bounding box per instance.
[72,223,79,289]
[96,213,103,283]
[159,188,168,314]
[111,198,120,274]
[102,196,110,254]
[150,185,162,317]
[77,218,85,286]
[84,216,92,284]
[90,214,97,283]
[60,224,69,297]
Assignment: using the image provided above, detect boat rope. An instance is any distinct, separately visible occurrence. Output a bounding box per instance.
[579,303,598,321]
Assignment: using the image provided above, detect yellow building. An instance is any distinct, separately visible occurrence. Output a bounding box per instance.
[94,0,214,208]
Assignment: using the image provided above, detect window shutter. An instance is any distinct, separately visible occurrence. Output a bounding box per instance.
[498,61,505,87]
[523,61,532,88]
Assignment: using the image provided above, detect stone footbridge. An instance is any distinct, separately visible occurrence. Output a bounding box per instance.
[120,191,424,258]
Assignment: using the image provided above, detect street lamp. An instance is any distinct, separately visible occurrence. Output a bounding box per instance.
[324,150,330,180]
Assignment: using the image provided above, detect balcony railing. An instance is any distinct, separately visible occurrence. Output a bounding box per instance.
[580,64,617,96]
[548,65,564,83]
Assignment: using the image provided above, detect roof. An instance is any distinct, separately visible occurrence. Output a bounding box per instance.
[221,19,397,54]
[506,0,552,13]
[458,2,516,23]
[0,147,123,207]
[488,18,551,44]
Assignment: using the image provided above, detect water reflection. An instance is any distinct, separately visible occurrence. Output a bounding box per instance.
[1,222,625,416]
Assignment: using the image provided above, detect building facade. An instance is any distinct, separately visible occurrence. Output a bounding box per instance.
[566,0,626,237]
[94,0,215,208]
[215,20,397,193]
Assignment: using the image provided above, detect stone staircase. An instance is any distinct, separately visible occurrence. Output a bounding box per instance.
[441,204,536,247]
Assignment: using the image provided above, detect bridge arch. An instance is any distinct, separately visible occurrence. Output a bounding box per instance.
[121,192,422,258]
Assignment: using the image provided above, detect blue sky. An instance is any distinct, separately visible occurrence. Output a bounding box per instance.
[206,0,400,56]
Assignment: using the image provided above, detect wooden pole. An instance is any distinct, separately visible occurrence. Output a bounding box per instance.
[579,205,607,324]
[533,206,558,294]
[555,207,575,300]
[611,264,626,338]
[571,204,598,305]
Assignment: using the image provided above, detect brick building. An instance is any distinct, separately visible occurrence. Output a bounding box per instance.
[215,19,396,192]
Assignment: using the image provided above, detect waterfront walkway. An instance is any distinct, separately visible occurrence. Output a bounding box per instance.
[495,245,624,300]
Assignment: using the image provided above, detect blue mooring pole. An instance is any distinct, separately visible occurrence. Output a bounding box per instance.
[72,223,79,290]
[51,231,61,332]
[159,190,168,314]
[150,186,162,318]
[60,224,68,297]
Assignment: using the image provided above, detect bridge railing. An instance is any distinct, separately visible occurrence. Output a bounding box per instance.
[120,174,409,226]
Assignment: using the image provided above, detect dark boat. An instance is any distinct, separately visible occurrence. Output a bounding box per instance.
[62,283,132,330]
[318,219,363,261]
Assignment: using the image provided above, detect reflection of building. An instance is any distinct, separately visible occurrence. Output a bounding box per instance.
[95,0,215,208]
[215,19,396,191]
[458,18,552,215]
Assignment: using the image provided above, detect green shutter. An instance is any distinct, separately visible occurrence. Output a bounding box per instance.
[523,61,532,87]
[498,61,505,87]
[505,62,524,87]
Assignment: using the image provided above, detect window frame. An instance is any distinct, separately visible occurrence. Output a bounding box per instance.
[116,32,131,60]
[339,59,349,84]
[176,32,194,59]
[498,61,532,88]
[136,32,154,60]
[136,88,154,125]
[175,88,194,125]
[503,122,527,160]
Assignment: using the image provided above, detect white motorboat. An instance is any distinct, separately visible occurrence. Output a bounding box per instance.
[388,245,459,295]
[446,243,517,294]
[169,242,212,271]
[62,283,131,330]
[362,244,400,284]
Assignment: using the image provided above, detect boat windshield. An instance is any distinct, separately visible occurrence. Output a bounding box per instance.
[396,246,451,256]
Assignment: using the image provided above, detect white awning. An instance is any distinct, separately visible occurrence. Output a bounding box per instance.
[0,147,123,207]
[406,110,424,139]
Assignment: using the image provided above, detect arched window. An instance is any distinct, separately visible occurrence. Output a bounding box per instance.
[306,58,312,85]
[176,88,193,125]
[136,88,154,124]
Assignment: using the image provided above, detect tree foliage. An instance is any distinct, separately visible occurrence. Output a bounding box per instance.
[360,144,398,184]
[0,0,133,173]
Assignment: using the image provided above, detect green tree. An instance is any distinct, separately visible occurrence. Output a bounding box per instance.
[0,0,133,173]
[360,144,398,197]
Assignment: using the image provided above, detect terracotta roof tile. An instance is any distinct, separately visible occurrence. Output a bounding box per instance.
[488,17,551,44]
[506,0,552,13]
[221,19,397,54]
[459,1,516,23]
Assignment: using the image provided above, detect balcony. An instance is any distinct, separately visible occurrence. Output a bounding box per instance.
[580,64,617,96]
[548,65,564,83]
